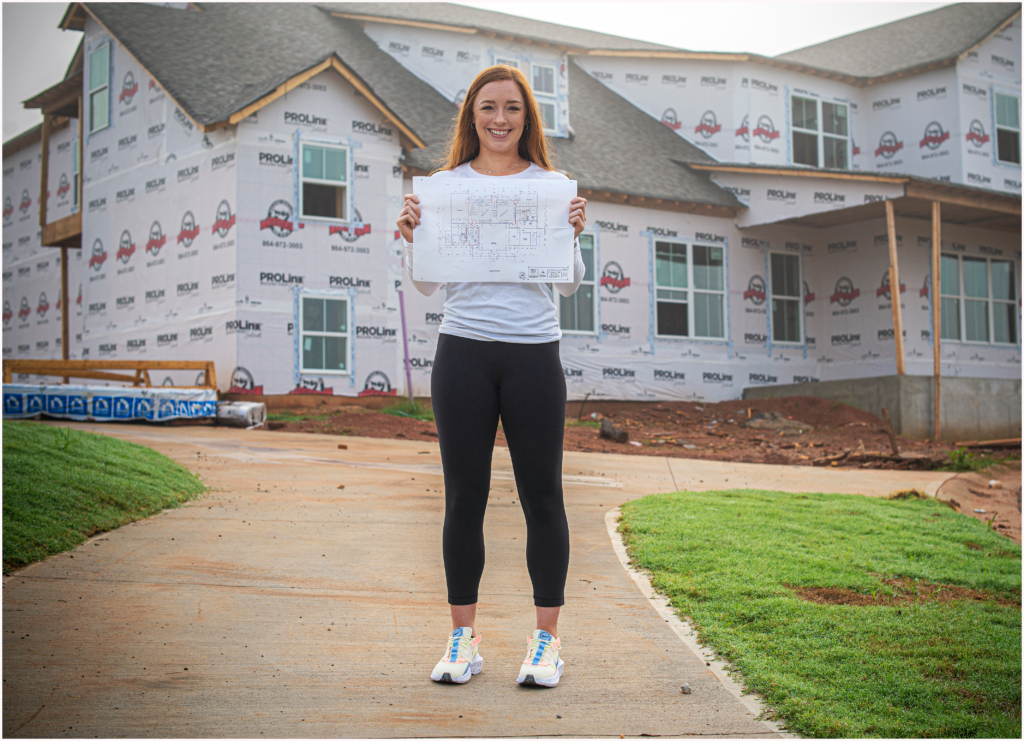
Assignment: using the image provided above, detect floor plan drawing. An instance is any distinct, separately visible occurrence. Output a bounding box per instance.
[412,176,576,283]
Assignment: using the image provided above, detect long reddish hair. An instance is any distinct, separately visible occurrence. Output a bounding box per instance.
[437,65,553,172]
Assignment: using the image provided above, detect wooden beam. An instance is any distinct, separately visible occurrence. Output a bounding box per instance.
[931,201,941,440]
[2,360,217,389]
[886,200,906,376]
[905,181,1021,215]
[328,12,478,34]
[60,246,69,367]
[687,163,909,184]
[39,113,50,228]
[41,212,82,247]
[222,58,427,150]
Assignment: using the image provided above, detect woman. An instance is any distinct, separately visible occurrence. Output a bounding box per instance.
[396,64,587,688]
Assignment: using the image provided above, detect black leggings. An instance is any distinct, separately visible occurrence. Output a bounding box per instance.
[431,333,569,608]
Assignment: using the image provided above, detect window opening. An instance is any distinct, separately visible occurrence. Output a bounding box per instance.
[554,234,596,333]
[655,240,725,339]
[88,43,110,134]
[531,63,557,132]
[300,142,349,222]
[995,93,1021,165]
[940,253,1018,345]
[300,295,351,374]
[770,252,802,343]
[791,95,848,169]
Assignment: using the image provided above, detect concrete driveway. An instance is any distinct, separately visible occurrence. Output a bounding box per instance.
[2,424,954,738]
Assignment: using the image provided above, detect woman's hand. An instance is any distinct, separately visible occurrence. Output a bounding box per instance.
[569,196,587,239]
[397,194,421,243]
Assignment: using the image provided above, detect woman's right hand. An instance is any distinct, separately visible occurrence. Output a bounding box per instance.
[397,194,421,243]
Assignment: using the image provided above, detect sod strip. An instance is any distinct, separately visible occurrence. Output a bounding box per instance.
[3,421,205,574]
[619,489,1021,738]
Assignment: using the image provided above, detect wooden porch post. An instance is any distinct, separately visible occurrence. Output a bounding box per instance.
[931,201,941,440]
[885,200,906,375]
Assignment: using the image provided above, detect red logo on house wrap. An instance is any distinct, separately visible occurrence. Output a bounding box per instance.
[919,121,949,149]
[36,292,50,316]
[57,174,71,197]
[735,114,749,141]
[89,239,107,270]
[600,262,631,292]
[752,115,780,142]
[19,189,31,212]
[212,200,235,237]
[146,221,166,254]
[228,367,263,395]
[744,275,766,304]
[875,131,902,158]
[177,211,199,246]
[120,71,138,103]
[695,110,721,138]
[661,108,682,130]
[830,277,860,305]
[876,271,906,298]
[359,371,396,397]
[966,120,990,146]
[117,230,136,263]
[260,199,303,237]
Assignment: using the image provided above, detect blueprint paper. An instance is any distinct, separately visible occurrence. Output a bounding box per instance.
[412,177,577,282]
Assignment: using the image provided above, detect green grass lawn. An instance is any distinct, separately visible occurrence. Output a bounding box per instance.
[3,421,205,574]
[619,489,1021,738]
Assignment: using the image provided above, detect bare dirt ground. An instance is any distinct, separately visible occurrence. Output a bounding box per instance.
[267,395,1021,542]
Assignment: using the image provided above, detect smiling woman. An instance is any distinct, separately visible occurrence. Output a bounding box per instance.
[396,64,589,690]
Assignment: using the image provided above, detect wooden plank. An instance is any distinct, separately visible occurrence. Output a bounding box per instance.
[687,163,910,184]
[4,359,213,372]
[39,113,50,227]
[205,362,217,390]
[953,438,1022,448]
[905,180,1021,215]
[328,12,478,34]
[885,200,906,375]
[41,212,83,247]
[10,369,139,384]
[931,201,941,441]
[60,246,69,370]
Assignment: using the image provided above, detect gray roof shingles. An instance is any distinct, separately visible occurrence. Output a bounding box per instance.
[317,2,679,51]
[82,2,735,207]
[776,2,1020,78]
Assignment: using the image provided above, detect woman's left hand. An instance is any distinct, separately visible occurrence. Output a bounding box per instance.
[569,196,587,239]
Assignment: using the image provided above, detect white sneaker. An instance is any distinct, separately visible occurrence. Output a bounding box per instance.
[516,629,563,687]
[430,627,483,683]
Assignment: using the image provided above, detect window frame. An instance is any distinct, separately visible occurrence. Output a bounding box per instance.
[87,41,110,135]
[297,140,352,225]
[299,292,352,376]
[653,238,727,342]
[789,93,850,170]
[768,251,804,345]
[939,252,1019,346]
[531,62,558,133]
[552,232,597,336]
[994,91,1021,166]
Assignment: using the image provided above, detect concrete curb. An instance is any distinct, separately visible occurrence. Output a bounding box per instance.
[604,507,798,739]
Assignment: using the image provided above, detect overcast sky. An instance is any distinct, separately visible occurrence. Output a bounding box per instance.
[3,0,953,141]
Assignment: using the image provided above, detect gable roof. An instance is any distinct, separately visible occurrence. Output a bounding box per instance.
[776,2,1021,79]
[319,2,677,52]
[78,2,434,144]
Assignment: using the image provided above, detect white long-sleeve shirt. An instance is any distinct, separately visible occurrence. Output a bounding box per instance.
[404,161,586,344]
